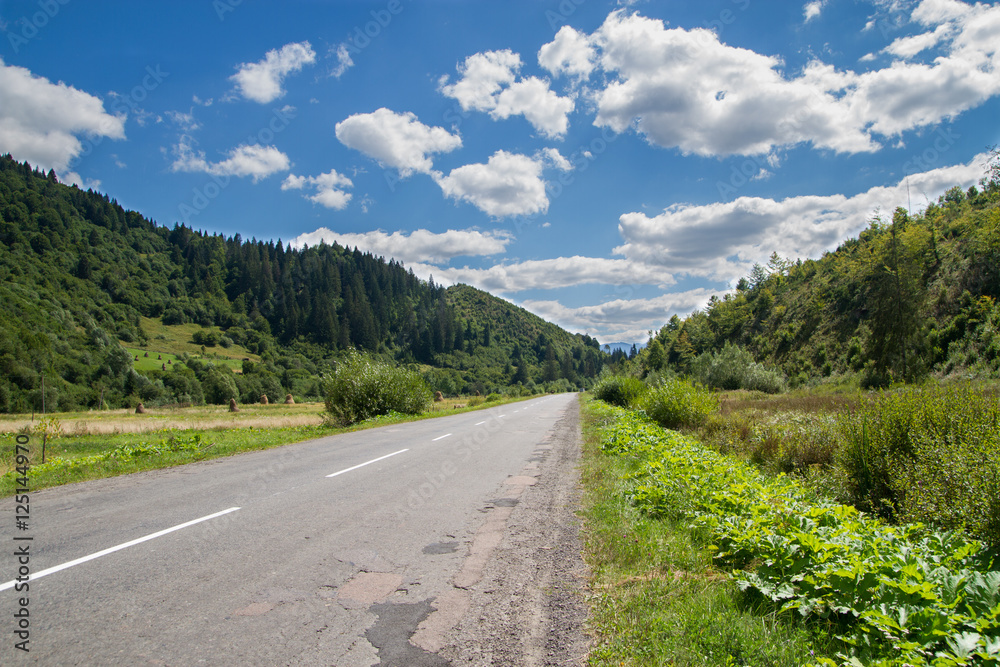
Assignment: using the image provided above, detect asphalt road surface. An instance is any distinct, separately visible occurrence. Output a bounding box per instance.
[1,393,588,666]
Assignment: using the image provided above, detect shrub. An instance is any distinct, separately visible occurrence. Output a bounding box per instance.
[641,378,718,430]
[202,366,239,404]
[592,374,648,408]
[323,351,431,426]
[837,383,1000,550]
[694,343,786,394]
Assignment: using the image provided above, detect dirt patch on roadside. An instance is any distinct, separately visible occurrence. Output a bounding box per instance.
[439,396,590,666]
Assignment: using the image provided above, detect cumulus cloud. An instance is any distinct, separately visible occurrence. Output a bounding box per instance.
[289,227,512,264]
[440,49,574,139]
[589,11,875,156]
[440,50,521,111]
[435,150,549,218]
[522,288,718,341]
[335,108,462,177]
[170,138,290,181]
[0,58,125,173]
[492,77,574,139]
[614,153,986,284]
[282,169,353,210]
[537,5,1000,157]
[538,26,597,80]
[409,256,675,294]
[230,41,316,103]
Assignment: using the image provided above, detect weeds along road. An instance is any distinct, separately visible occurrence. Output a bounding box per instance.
[0,393,589,666]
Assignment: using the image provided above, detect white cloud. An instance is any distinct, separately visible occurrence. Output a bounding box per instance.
[435,150,549,218]
[577,5,1000,157]
[491,76,575,139]
[289,227,513,264]
[538,26,597,80]
[166,110,200,131]
[614,153,986,284]
[538,147,572,171]
[170,139,290,182]
[590,11,875,156]
[335,108,462,177]
[521,288,717,341]
[331,43,354,78]
[0,58,125,173]
[230,41,316,103]
[440,50,574,138]
[440,50,521,111]
[804,1,827,22]
[282,169,353,209]
[411,256,675,294]
[61,171,102,191]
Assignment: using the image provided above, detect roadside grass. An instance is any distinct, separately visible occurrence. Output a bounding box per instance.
[0,393,541,497]
[581,396,834,666]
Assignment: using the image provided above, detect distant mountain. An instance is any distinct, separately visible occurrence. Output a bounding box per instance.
[0,154,607,413]
[602,342,645,355]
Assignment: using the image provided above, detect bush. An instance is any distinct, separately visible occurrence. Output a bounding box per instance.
[837,383,1000,551]
[202,366,239,404]
[323,351,431,426]
[592,374,648,408]
[641,378,718,429]
[694,344,785,394]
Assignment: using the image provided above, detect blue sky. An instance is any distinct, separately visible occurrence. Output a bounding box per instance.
[2,0,998,344]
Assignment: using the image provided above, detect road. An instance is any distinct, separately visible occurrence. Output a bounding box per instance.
[0,393,588,666]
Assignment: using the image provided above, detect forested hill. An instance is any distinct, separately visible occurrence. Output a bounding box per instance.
[0,154,604,413]
[640,155,1000,388]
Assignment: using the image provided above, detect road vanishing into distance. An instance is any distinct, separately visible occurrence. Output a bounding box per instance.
[1,393,588,666]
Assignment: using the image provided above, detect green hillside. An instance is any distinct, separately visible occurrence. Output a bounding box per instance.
[0,155,605,413]
[639,149,1000,388]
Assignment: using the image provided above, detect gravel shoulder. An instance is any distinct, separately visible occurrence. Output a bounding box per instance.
[437,394,590,666]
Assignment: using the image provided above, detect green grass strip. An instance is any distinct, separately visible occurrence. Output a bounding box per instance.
[582,396,833,666]
[586,398,1000,666]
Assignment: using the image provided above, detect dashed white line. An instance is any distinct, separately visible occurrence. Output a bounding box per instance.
[432,433,452,441]
[326,449,409,478]
[0,507,242,592]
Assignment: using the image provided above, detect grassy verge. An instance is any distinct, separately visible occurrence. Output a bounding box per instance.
[0,393,541,497]
[580,396,834,666]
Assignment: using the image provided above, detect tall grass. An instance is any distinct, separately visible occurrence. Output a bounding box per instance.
[837,383,1000,550]
[591,374,647,408]
[322,351,431,426]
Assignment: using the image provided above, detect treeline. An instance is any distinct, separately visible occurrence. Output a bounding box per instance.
[636,151,1000,388]
[0,155,604,413]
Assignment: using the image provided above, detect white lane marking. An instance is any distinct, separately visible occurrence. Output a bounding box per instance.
[475,421,486,426]
[432,434,452,441]
[326,449,409,478]
[0,507,241,592]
